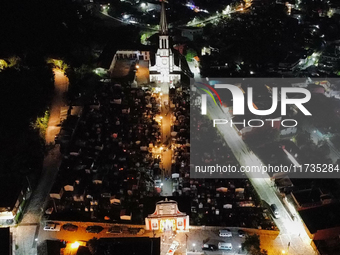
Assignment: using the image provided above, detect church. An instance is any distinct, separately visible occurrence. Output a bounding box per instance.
[149,0,182,85]
[108,0,182,86]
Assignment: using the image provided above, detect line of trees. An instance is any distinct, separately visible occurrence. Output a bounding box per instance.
[242,233,268,255]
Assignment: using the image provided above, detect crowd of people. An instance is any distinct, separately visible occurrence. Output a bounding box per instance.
[49,82,167,223]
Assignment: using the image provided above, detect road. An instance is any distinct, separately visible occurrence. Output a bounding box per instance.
[97,10,157,31]
[14,69,69,255]
[197,89,316,255]
[189,60,315,254]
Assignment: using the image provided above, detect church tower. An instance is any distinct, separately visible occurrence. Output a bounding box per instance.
[149,0,181,84]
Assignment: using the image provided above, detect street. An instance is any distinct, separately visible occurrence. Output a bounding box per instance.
[14,69,69,255]
[197,89,316,255]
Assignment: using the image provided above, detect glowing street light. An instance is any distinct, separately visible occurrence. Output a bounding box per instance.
[282,250,286,254]
[71,242,80,249]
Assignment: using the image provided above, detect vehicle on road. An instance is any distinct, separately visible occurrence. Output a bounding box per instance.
[202,244,218,250]
[44,222,61,231]
[62,223,78,232]
[166,241,179,255]
[238,229,246,237]
[270,204,280,219]
[107,226,122,234]
[219,229,232,237]
[86,225,104,233]
[218,242,232,250]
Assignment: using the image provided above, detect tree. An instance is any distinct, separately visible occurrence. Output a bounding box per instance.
[251,248,268,255]
[87,237,98,255]
[242,234,260,252]
[242,234,268,255]
[318,142,330,157]
[295,131,312,147]
[185,48,198,62]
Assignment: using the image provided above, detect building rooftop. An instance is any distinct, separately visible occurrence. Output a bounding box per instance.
[0,177,24,211]
[299,203,340,234]
[292,188,322,208]
[0,228,10,255]
[110,59,136,79]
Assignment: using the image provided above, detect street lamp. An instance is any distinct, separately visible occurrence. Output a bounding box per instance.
[71,242,80,249]
[192,243,196,252]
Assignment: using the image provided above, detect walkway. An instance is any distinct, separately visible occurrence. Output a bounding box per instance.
[158,86,173,197]
[14,69,69,255]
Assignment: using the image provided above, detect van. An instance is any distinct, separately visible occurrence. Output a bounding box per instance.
[219,229,232,237]
[270,204,280,218]
[218,242,232,250]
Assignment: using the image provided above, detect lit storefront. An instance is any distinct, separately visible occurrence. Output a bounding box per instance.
[145,198,189,232]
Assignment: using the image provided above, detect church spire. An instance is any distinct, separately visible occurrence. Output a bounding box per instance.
[159,0,168,35]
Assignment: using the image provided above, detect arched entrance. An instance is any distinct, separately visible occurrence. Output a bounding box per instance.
[160,218,176,232]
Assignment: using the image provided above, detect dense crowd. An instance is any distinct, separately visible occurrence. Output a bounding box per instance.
[49,82,165,223]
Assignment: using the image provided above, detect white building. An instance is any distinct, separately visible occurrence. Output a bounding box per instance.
[145,198,189,232]
[149,0,181,84]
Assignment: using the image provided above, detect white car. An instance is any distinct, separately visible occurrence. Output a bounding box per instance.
[167,241,179,255]
[43,222,61,231]
[218,242,232,250]
[219,229,232,237]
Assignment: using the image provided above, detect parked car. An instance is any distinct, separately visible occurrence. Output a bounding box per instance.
[219,229,232,237]
[238,229,246,237]
[167,241,180,255]
[62,223,78,232]
[44,222,61,231]
[107,226,122,234]
[86,225,104,233]
[218,242,232,250]
[202,244,218,251]
[270,204,280,219]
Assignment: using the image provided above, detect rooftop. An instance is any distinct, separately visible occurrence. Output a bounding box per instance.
[0,228,10,255]
[292,188,322,208]
[0,176,24,211]
[299,203,340,234]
